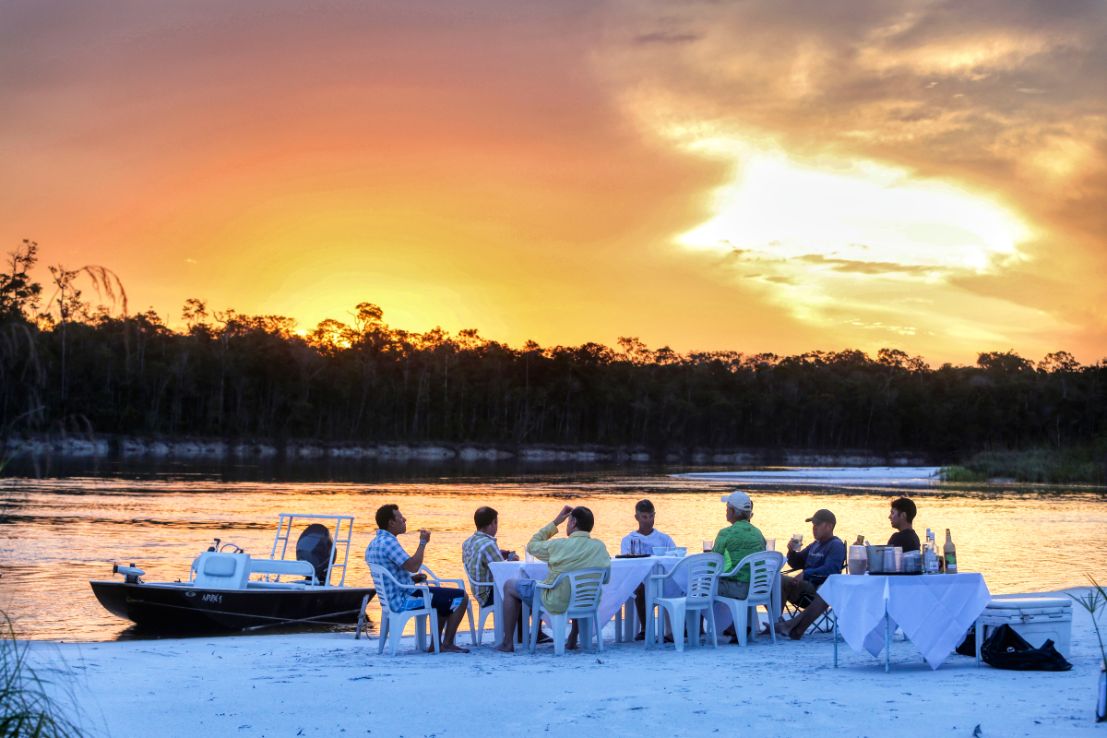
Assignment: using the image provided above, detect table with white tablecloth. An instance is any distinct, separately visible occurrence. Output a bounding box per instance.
[818,572,991,670]
[488,557,659,628]
[489,555,770,644]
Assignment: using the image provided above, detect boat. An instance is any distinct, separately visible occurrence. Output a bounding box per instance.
[90,513,375,633]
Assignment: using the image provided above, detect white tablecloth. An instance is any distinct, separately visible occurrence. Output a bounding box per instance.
[489,557,660,625]
[819,573,991,670]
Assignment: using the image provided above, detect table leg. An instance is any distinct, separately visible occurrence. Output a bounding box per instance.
[833,615,839,668]
[884,610,891,673]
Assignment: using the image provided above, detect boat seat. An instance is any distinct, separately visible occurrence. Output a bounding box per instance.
[193,552,251,590]
[248,558,318,584]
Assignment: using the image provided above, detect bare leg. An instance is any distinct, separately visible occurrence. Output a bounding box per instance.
[566,619,580,650]
[783,595,828,641]
[778,575,802,619]
[496,579,522,653]
[634,583,646,637]
[440,599,470,652]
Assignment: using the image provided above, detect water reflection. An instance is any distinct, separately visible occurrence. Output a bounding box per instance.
[1,470,1104,642]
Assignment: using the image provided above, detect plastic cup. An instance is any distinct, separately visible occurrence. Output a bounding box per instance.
[702,539,714,553]
[765,538,776,552]
[791,534,803,550]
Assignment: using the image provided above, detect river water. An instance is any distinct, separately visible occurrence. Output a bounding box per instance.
[1,462,1104,642]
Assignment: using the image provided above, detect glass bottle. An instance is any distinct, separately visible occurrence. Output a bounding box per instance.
[943,529,958,573]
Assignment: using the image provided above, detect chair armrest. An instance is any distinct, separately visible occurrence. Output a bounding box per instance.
[406,583,434,606]
[431,577,467,589]
[534,572,569,591]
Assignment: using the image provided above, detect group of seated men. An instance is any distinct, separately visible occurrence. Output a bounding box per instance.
[364,492,923,653]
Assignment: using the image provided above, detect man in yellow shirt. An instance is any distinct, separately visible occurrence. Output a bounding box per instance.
[496,505,611,652]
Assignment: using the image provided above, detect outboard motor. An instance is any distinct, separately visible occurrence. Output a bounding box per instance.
[295,524,334,585]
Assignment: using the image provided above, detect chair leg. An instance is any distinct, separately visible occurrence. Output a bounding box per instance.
[388,617,400,656]
[429,611,441,654]
[661,602,685,652]
[465,601,476,646]
[552,616,567,656]
[595,615,604,652]
[706,606,718,648]
[414,615,426,653]
[378,616,389,655]
[644,602,656,649]
[493,598,504,646]
[734,603,749,647]
[529,608,540,653]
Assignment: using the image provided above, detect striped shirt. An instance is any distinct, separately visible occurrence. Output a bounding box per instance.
[365,529,414,611]
[462,531,503,605]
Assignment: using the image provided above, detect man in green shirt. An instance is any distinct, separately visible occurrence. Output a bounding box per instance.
[712,490,766,600]
[496,505,611,652]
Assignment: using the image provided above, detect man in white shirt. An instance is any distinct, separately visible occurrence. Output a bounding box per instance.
[620,499,676,640]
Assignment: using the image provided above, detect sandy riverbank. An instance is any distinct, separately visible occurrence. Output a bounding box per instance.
[24,587,1106,738]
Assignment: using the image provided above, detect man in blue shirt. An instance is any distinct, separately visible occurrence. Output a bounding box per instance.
[777,508,845,640]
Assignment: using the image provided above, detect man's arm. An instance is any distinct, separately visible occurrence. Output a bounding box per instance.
[402,529,431,573]
[526,506,572,561]
[803,538,846,579]
[786,545,807,571]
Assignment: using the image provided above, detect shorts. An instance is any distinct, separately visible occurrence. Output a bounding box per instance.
[785,577,819,608]
[515,579,536,602]
[717,578,750,599]
[478,587,497,608]
[404,586,465,619]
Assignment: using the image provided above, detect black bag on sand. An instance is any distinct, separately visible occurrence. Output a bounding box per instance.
[981,624,1072,671]
[955,626,976,656]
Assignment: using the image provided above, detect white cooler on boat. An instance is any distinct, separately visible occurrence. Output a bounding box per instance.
[974,596,1072,662]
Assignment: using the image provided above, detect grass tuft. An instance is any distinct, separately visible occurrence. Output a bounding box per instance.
[0,612,84,738]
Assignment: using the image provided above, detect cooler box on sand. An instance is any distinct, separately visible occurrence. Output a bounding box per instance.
[974,596,1072,661]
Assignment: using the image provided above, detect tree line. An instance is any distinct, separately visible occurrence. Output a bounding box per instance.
[2,240,1105,460]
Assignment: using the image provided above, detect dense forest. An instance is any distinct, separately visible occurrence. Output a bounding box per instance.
[2,240,1105,460]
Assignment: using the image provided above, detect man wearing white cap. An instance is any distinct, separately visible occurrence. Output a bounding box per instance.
[711,490,766,601]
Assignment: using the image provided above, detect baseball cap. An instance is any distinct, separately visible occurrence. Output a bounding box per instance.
[805,508,836,526]
[721,490,753,512]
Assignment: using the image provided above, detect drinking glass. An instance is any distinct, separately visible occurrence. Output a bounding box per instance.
[765,538,776,552]
[790,534,803,551]
[702,539,714,553]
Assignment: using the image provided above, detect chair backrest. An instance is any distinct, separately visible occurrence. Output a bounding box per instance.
[680,553,724,602]
[367,563,413,615]
[564,568,608,614]
[734,551,785,601]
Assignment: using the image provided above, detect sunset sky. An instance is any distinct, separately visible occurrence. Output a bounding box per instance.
[2,1,1105,365]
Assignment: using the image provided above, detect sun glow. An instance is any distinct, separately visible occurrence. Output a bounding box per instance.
[677,144,1032,274]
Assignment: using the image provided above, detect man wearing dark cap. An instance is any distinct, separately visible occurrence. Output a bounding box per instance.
[776,508,845,640]
[620,499,675,640]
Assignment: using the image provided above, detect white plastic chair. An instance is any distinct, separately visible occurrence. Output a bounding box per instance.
[525,568,609,655]
[645,553,724,652]
[715,551,785,646]
[367,564,439,655]
[419,565,475,644]
[464,571,502,646]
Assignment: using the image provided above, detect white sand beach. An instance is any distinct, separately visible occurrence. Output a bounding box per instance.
[25,587,1106,738]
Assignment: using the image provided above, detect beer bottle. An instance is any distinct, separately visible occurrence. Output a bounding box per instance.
[943,528,958,573]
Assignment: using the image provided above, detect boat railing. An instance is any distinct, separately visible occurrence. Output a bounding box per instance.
[269,513,355,587]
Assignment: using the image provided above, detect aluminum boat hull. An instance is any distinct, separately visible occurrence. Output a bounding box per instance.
[90,580,375,632]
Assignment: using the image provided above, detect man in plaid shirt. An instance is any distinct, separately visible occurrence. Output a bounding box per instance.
[462,506,551,645]
[365,504,470,653]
